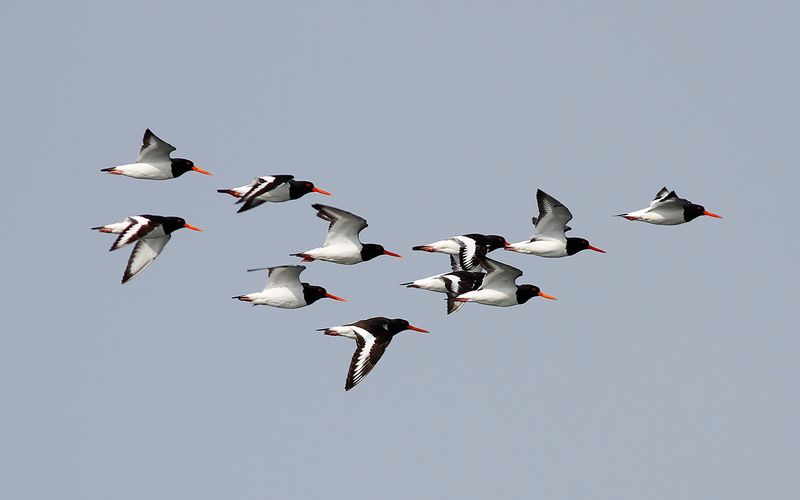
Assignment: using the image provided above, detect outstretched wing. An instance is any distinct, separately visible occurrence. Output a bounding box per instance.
[137,129,176,164]
[454,236,484,271]
[313,204,368,248]
[110,216,158,251]
[345,328,392,391]
[532,189,573,242]
[122,234,171,283]
[259,265,305,291]
[479,257,522,295]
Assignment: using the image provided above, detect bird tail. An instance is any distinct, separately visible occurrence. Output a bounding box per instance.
[290,253,315,262]
[400,281,418,287]
[412,245,434,252]
[217,188,242,198]
[232,295,253,302]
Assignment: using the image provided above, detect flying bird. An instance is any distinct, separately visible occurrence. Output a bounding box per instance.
[401,270,484,314]
[455,257,557,308]
[616,187,722,225]
[506,189,606,257]
[318,317,429,391]
[232,265,346,308]
[217,175,331,213]
[291,204,402,264]
[101,129,211,180]
[412,234,509,271]
[92,215,202,283]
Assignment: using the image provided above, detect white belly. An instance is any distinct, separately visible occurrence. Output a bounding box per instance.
[253,182,292,203]
[247,287,305,308]
[458,289,516,307]
[115,162,172,180]
[407,274,449,293]
[507,239,567,257]
[305,246,363,265]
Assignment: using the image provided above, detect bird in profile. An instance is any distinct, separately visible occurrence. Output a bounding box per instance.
[232,265,346,308]
[291,204,402,264]
[616,187,722,225]
[101,129,211,180]
[455,257,557,308]
[91,215,202,283]
[401,270,484,314]
[412,234,509,271]
[318,317,429,391]
[506,189,605,257]
[217,175,332,213]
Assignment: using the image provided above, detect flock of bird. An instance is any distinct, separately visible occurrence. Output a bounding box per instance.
[94,129,723,391]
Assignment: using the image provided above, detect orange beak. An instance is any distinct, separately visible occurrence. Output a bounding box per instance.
[703,210,722,219]
[588,245,606,253]
[191,166,212,176]
[183,223,203,231]
[538,291,557,300]
[407,325,429,333]
[313,187,332,196]
[383,250,402,258]
[325,293,347,302]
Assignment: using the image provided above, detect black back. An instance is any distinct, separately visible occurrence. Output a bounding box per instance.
[360,243,386,262]
[287,180,317,200]
[683,203,706,222]
[141,215,186,234]
[566,237,591,256]
[301,283,328,305]
[353,317,412,340]
[464,233,508,252]
[169,158,196,177]
[515,284,542,304]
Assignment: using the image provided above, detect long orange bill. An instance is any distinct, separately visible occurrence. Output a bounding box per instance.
[703,210,722,219]
[383,250,402,258]
[191,166,213,176]
[325,293,347,302]
[538,292,558,300]
[407,325,429,333]
[588,245,606,253]
[183,223,203,231]
[313,187,332,196]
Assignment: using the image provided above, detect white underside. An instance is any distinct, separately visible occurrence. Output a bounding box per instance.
[457,289,517,307]
[112,162,172,180]
[301,245,363,265]
[243,287,306,308]
[507,239,567,257]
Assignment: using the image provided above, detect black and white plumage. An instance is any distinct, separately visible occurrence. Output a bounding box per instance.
[616,187,722,225]
[506,189,606,257]
[318,317,429,391]
[217,175,332,213]
[291,204,402,265]
[402,270,485,314]
[101,129,212,180]
[232,265,346,308]
[455,257,557,308]
[91,215,203,283]
[412,234,508,271]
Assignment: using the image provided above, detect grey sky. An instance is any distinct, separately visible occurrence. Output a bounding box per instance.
[2,1,798,499]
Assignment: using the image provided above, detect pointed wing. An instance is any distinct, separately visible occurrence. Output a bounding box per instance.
[454,236,484,271]
[237,175,295,212]
[345,327,392,391]
[649,190,684,209]
[532,189,572,241]
[110,216,158,251]
[260,265,305,291]
[446,294,466,314]
[444,271,484,295]
[650,187,670,206]
[479,257,522,295]
[137,129,175,164]
[313,204,368,248]
[121,234,171,283]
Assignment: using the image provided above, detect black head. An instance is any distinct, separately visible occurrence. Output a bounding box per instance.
[160,216,187,234]
[301,283,345,305]
[288,180,332,200]
[170,158,211,178]
[566,237,606,256]
[360,244,402,262]
[483,234,509,252]
[515,284,557,304]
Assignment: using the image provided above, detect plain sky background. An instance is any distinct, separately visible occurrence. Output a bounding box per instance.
[1,1,798,498]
